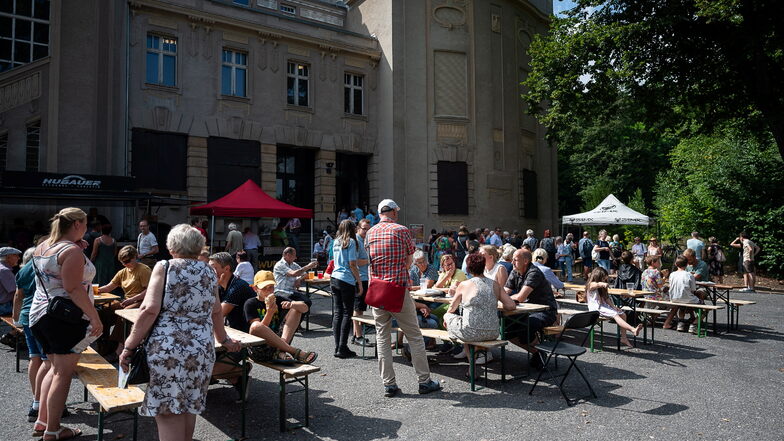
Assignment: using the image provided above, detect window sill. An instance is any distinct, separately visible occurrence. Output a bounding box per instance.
[142,83,181,94]
[342,113,368,122]
[219,94,251,103]
[285,104,314,114]
[433,115,469,123]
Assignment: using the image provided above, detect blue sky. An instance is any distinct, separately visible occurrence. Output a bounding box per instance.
[553,0,579,16]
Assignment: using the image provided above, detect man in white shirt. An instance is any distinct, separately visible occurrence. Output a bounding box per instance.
[137,220,159,268]
[273,247,318,308]
[487,228,503,247]
[243,227,261,270]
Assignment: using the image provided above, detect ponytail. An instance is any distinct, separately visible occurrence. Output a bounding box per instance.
[47,207,87,245]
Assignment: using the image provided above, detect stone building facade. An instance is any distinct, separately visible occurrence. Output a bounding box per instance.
[0,0,556,245]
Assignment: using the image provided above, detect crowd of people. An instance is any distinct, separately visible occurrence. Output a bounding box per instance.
[0,201,765,440]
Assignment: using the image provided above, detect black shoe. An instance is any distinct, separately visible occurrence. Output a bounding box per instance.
[437,343,454,354]
[529,352,544,371]
[352,336,375,347]
[0,333,15,347]
[334,348,357,359]
[384,384,401,398]
[418,379,442,395]
[61,407,70,418]
[27,405,38,422]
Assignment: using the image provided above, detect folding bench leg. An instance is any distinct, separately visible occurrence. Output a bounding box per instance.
[133,409,138,441]
[468,345,476,391]
[278,372,287,432]
[98,409,105,441]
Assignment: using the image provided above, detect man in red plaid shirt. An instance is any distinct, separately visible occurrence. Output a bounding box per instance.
[365,199,442,397]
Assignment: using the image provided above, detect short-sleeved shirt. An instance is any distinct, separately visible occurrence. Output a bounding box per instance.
[353,208,364,221]
[578,238,593,258]
[233,261,255,285]
[243,233,261,250]
[110,263,152,297]
[596,240,610,260]
[505,264,557,311]
[742,239,757,262]
[669,270,698,303]
[16,261,36,326]
[687,238,705,261]
[436,269,467,288]
[226,230,244,254]
[137,232,158,256]
[487,234,503,247]
[332,238,358,284]
[366,219,416,287]
[219,275,255,333]
[687,260,710,282]
[0,262,15,304]
[641,268,663,292]
[243,295,287,335]
[523,237,538,250]
[632,243,647,257]
[409,264,438,286]
[356,234,369,282]
[556,243,572,261]
[273,259,300,295]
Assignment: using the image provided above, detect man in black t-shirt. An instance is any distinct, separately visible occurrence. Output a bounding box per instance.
[504,249,558,370]
[242,271,316,364]
[210,252,255,333]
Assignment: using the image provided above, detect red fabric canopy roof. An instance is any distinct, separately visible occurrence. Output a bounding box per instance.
[189,180,313,219]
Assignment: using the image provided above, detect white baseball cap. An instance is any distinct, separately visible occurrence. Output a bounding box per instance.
[377,199,400,214]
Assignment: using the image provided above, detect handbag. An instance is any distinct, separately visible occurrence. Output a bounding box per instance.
[364,278,406,313]
[128,260,168,385]
[31,253,85,324]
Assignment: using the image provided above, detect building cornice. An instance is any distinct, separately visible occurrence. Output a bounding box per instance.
[129,0,381,60]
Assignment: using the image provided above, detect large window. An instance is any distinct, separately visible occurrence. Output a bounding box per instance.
[344,73,363,115]
[0,131,7,171]
[145,34,177,86]
[287,62,309,107]
[437,161,468,215]
[276,146,314,209]
[25,120,40,172]
[207,137,260,201]
[221,49,247,97]
[0,0,50,73]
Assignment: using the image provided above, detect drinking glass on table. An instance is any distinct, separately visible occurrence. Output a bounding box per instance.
[419,277,429,292]
[626,283,635,295]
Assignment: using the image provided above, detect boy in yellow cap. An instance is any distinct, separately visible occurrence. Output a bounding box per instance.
[243,270,317,364]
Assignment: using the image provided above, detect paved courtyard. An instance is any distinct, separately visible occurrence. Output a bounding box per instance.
[1,289,783,441]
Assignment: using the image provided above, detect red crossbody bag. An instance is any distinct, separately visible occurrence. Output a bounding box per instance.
[364,278,406,313]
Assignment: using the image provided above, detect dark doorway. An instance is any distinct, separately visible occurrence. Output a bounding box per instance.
[336,152,369,215]
[207,137,260,201]
[132,128,187,192]
[276,146,315,209]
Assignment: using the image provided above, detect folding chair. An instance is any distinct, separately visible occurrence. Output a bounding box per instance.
[529,311,599,406]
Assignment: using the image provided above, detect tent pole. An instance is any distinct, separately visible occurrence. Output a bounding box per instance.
[210,215,215,254]
[310,216,314,264]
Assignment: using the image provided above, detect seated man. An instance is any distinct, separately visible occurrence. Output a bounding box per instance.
[273,247,318,309]
[244,271,317,363]
[409,249,438,289]
[208,252,256,398]
[503,249,558,370]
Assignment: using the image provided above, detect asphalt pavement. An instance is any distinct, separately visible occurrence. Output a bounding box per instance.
[1,288,783,441]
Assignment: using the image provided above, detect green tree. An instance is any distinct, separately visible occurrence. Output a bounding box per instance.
[525,0,784,160]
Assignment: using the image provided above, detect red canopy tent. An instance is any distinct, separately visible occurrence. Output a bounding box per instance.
[190,179,313,252]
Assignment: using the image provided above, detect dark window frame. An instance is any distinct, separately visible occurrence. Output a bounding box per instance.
[437,161,468,215]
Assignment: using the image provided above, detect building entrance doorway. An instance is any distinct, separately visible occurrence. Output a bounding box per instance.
[336,152,369,217]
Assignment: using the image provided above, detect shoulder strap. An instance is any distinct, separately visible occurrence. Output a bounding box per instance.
[30,258,50,301]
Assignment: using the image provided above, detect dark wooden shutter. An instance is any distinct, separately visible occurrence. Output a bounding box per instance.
[437,161,468,215]
[131,128,187,191]
[207,137,261,201]
[522,169,538,219]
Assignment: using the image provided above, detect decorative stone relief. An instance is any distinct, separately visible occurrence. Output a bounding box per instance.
[201,26,213,60]
[432,0,469,31]
[319,52,328,81]
[271,42,280,73]
[256,39,268,71]
[0,72,41,113]
[491,13,501,33]
[369,61,378,91]
[187,23,199,57]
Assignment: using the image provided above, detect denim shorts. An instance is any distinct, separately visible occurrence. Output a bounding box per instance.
[23,325,47,360]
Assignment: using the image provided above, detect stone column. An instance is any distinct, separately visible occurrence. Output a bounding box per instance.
[314,149,336,229]
[260,143,277,197]
[187,136,208,202]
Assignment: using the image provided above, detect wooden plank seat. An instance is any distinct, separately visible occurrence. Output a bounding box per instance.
[634,299,723,337]
[351,315,397,360]
[725,299,756,331]
[74,347,145,441]
[256,361,321,432]
[556,298,585,306]
[1,316,24,372]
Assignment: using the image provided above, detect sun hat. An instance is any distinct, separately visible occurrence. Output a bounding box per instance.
[253,270,276,289]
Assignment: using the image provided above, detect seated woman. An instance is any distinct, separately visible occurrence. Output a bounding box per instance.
[613,250,642,290]
[434,254,467,294]
[480,245,508,289]
[498,244,515,274]
[233,251,254,285]
[531,248,564,292]
[444,253,516,369]
[96,245,152,358]
[585,267,643,348]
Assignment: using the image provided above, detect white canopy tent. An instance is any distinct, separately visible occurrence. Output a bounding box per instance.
[562,194,651,226]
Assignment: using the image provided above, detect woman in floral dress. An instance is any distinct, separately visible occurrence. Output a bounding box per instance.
[120,224,241,441]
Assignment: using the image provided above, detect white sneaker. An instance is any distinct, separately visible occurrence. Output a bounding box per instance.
[451,348,468,359]
[475,351,493,365]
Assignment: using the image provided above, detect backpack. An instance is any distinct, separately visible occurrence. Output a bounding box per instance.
[580,239,593,258]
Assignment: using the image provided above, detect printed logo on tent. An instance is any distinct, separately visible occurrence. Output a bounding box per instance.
[599,204,617,212]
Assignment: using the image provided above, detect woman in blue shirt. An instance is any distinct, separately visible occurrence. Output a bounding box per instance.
[330,220,363,358]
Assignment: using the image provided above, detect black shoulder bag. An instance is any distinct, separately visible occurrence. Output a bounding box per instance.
[31,250,86,325]
[128,260,168,385]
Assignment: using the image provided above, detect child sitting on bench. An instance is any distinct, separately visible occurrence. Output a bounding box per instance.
[664,256,704,333]
[585,267,643,348]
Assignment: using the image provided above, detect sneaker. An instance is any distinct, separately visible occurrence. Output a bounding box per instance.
[352,336,375,347]
[688,324,697,334]
[437,343,454,354]
[475,351,493,365]
[676,321,688,332]
[739,288,756,293]
[451,348,468,359]
[27,405,38,422]
[384,384,401,398]
[418,379,443,395]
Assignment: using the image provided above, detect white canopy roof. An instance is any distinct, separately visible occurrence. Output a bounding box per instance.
[562,194,651,226]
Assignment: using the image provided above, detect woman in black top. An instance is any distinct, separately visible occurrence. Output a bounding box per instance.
[593,229,612,272]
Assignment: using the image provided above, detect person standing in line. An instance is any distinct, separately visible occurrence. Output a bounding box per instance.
[578,231,594,280]
[82,222,102,259]
[0,247,22,317]
[225,223,244,260]
[594,229,612,271]
[706,237,725,284]
[90,224,117,286]
[242,227,261,270]
[330,220,363,358]
[353,205,364,223]
[352,218,374,347]
[539,229,557,269]
[556,236,574,282]
[523,229,538,251]
[631,236,647,269]
[285,218,302,252]
[730,232,760,293]
[365,199,442,397]
[686,231,706,261]
[137,219,159,269]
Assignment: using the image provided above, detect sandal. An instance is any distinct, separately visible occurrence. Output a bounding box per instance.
[271,352,297,365]
[32,420,46,437]
[292,348,318,364]
[43,426,82,440]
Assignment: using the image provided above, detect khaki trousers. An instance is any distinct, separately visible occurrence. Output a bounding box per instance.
[372,292,431,386]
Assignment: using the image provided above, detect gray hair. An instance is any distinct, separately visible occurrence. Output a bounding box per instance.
[526,229,534,237]
[283,247,297,255]
[22,247,35,265]
[208,251,234,268]
[413,249,426,261]
[501,244,516,261]
[166,224,205,257]
[228,223,238,231]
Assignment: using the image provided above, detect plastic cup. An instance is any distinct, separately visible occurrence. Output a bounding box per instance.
[92,284,99,295]
[308,271,315,279]
[318,271,324,279]
[420,278,428,292]
[626,283,635,295]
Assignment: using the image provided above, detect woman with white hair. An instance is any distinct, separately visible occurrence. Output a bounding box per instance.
[120,224,241,441]
[532,248,564,292]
